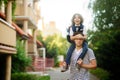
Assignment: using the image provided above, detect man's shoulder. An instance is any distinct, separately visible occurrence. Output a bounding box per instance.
[87,48,94,53]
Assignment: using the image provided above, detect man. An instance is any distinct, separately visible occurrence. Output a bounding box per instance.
[69,32,97,80]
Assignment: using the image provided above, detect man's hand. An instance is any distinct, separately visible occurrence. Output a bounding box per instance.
[77,58,83,66]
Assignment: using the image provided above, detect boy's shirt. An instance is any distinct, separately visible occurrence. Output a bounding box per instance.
[69,26,87,36]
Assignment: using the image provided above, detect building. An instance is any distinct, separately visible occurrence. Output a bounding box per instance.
[14,0,45,71]
[41,20,62,40]
[0,0,44,80]
[0,1,16,80]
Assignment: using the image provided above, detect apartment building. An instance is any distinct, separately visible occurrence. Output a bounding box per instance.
[0,0,43,80]
[0,1,16,80]
[14,0,45,71]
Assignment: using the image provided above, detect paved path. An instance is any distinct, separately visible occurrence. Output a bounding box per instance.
[46,68,69,80]
[46,68,99,80]
[28,67,99,80]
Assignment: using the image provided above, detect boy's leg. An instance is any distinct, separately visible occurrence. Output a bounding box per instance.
[65,43,75,65]
[61,43,75,72]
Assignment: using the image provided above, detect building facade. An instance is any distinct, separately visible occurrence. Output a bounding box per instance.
[0,0,44,80]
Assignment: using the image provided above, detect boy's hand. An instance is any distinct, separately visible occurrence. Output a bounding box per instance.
[62,61,67,67]
[76,34,84,39]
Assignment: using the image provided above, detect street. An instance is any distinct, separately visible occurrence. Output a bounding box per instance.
[46,68,99,80]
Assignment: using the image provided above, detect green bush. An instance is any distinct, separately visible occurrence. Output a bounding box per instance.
[12,39,32,73]
[11,73,50,80]
[39,75,50,80]
[90,68,110,80]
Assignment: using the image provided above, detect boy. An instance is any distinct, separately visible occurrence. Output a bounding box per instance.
[61,13,88,72]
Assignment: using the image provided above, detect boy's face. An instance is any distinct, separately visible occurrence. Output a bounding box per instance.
[74,15,81,25]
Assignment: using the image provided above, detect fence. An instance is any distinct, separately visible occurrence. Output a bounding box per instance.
[27,56,54,71]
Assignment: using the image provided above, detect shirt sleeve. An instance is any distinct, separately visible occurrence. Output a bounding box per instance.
[69,27,74,36]
[83,26,87,35]
[88,48,96,61]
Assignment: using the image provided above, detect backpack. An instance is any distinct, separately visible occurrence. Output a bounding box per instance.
[67,24,84,43]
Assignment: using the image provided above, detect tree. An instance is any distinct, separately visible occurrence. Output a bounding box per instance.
[37,30,45,47]
[88,0,120,80]
[43,34,69,66]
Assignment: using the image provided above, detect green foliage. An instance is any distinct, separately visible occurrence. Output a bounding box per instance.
[88,0,120,80]
[37,30,44,45]
[0,0,16,17]
[44,34,59,66]
[12,40,32,73]
[12,0,16,18]
[0,0,8,5]
[90,68,110,80]
[11,73,50,80]
[41,33,69,66]
[54,61,59,67]
[91,0,120,30]
[0,0,7,9]
[39,75,50,80]
[96,31,120,79]
[44,34,69,57]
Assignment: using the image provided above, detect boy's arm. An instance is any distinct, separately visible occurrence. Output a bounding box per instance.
[78,34,87,39]
[70,35,78,41]
[70,34,87,40]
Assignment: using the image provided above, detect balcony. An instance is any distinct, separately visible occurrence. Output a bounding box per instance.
[14,3,38,29]
[0,19,16,54]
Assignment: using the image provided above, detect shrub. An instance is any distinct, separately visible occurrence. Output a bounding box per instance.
[12,39,32,73]
[11,73,50,80]
[90,68,110,80]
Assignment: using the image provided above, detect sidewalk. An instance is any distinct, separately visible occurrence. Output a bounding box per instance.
[46,67,99,80]
[46,67,69,80]
[27,67,99,80]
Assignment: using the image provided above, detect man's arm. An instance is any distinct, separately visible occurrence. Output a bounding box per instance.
[81,59,97,69]
[78,59,97,69]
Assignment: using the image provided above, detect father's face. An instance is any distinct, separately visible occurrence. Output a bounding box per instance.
[74,34,84,47]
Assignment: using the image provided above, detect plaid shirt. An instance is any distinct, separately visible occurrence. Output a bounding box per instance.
[69,48,96,80]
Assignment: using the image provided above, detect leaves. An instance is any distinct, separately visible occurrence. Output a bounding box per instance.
[12,39,31,73]
[89,0,120,79]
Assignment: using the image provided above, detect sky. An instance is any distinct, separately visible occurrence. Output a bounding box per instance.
[38,0,93,37]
